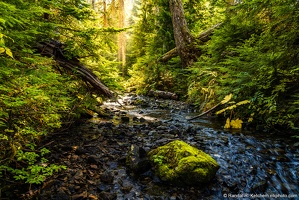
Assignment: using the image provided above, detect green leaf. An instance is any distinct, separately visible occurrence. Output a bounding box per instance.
[5,47,13,58]
[0,47,5,54]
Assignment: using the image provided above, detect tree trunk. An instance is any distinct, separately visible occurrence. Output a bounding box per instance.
[35,40,114,98]
[103,0,108,27]
[91,0,96,10]
[169,0,200,67]
[118,0,127,76]
[159,23,222,63]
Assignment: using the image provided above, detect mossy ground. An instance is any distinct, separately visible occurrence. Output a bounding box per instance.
[148,140,219,185]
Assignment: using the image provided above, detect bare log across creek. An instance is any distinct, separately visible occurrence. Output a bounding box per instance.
[35,40,114,98]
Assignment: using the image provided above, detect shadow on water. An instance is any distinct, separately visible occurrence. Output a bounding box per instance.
[4,93,294,199]
[101,94,299,199]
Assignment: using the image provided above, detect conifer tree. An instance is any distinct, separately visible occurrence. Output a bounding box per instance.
[189,0,299,131]
[169,0,199,67]
[118,0,127,75]
[0,0,120,186]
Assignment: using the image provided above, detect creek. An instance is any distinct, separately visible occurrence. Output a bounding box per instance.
[91,94,299,199]
[12,93,299,199]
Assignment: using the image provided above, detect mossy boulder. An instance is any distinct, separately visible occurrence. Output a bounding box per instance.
[148,140,219,186]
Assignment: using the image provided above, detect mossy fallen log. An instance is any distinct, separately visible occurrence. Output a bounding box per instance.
[35,40,114,98]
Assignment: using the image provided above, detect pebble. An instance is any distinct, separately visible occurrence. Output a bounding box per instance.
[100,171,114,184]
[25,94,298,200]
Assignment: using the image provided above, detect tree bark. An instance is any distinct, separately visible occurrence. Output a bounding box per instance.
[103,0,108,27]
[35,40,114,98]
[91,0,96,10]
[169,0,200,67]
[159,23,222,63]
[159,48,178,63]
[118,0,127,76]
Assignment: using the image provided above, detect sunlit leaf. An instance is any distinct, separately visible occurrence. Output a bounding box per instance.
[216,104,237,115]
[0,47,5,54]
[248,117,253,122]
[236,100,250,106]
[230,118,243,129]
[216,108,225,115]
[5,48,14,58]
[221,93,232,104]
[224,118,230,129]
[0,134,8,140]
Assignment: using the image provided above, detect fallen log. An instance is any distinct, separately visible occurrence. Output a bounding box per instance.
[187,93,232,121]
[195,23,222,42]
[158,23,222,63]
[158,48,178,63]
[187,102,221,121]
[35,40,114,98]
[148,89,178,100]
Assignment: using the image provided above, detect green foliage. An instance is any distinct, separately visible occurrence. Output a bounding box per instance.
[126,0,176,93]
[188,0,299,132]
[128,0,299,133]
[184,0,225,34]
[1,147,66,184]
[127,0,224,95]
[0,0,120,186]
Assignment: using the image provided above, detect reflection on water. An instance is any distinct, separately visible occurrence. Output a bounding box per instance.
[102,94,299,198]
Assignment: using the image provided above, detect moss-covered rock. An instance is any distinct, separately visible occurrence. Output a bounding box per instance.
[148,140,219,185]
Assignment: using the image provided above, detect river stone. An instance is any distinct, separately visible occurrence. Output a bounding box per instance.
[148,140,219,186]
[126,145,151,173]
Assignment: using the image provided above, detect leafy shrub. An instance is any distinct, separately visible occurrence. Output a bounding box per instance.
[188,0,299,132]
[0,0,120,185]
[1,147,66,185]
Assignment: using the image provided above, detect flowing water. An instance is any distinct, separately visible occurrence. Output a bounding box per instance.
[99,94,299,199]
[2,93,298,200]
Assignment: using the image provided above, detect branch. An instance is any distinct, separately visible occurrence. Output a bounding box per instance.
[187,93,232,121]
[187,103,221,121]
[158,23,222,63]
[158,48,178,63]
[195,23,222,43]
[35,40,114,98]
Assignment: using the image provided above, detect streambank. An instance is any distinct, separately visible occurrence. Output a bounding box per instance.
[3,94,299,199]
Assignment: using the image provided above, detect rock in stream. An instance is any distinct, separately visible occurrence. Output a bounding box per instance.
[3,93,299,200]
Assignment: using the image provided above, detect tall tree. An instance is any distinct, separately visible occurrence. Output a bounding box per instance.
[118,0,127,75]
[103,0,108,27]
[169,0,200,67]
[0,0,119,188]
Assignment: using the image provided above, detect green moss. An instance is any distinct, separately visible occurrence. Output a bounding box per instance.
[148,140,219,185]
